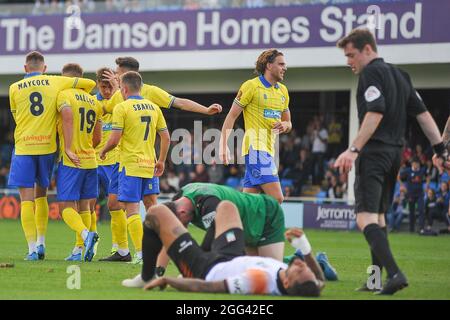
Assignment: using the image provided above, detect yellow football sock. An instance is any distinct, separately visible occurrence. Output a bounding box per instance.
[34,197,48,245]
[127,214,143,252]
[110,209,128,249]
[76,211,91,247]
[62,207,88,237]
[90,211,97,232]
[20,201,36,244]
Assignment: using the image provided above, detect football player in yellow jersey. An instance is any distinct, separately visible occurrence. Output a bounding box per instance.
[100,71,170,264]
[8,51,96,261]
[219,49,292,245]
[99,57,222,263]
[56,63,103,262]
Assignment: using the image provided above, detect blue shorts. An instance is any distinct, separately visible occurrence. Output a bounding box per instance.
[98,164,114,196]
[108,163,120,195]
[8,152,56,188]
[243,147,279,188]
[118,169,160,202]
[57,162,98,201]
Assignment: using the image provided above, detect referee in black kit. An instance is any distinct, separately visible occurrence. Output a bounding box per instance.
[334,28,448,295]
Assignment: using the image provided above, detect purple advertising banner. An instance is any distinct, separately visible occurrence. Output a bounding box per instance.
[0,0,449,55]
[303,203,357,230]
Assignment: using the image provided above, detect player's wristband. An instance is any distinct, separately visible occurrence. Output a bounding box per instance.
[432,142,446,156]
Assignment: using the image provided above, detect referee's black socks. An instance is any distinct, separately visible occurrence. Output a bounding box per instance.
[364,223,400,278]
[370,226,387,273]
[142,222,163,282]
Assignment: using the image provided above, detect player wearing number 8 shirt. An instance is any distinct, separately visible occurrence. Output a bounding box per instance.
[100,71,170,265]
[8,51,96,261]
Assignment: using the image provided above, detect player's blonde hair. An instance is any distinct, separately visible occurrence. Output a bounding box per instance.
[120,71,143,92]
[254,49,284,75]
[62,63,83,77]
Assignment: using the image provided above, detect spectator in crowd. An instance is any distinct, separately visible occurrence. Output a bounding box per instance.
[311,117,328,185]
[164,170,178,191]
[436,182,449,218]
[425,159,440,189]
[327,115,343,159]
[414,144,427,166]
[387,186,407,232]
[327,175,343,200]
[207,162,224,184]
[400,158,427,233]
[286,148,312,196]
[421,188,440,236]
[159,178,178,194]
[190,164,209,183]
[184,0,200,10]
[301,121,314,152]
[401,144,413,167]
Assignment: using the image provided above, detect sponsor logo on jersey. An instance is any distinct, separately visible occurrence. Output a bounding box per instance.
[201,211,216,229]
[263,109,281,119]
[102,123,112,131]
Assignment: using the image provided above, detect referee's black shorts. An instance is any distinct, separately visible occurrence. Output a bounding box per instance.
[354,141,402,214]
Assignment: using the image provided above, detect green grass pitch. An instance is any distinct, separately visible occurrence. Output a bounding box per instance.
[0,219,449,300]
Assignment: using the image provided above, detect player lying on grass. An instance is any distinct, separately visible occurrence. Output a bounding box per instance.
[151,182,337,281]
[122,201,326,297]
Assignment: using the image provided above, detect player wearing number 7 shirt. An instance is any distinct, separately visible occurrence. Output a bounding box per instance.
[100,71,170,265]
[8,51,96,261]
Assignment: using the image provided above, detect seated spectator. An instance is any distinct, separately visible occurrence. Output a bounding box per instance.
[207,162,224,184]
[166,171,180,191]
[286,148,312,196]
[160,178,177,194]
[400,157,426,233]
[436,181,450,219]
[420,188,441,236]
[191,164,209,183]
[425,159,440,190]
[387,187,407,232]
[283,186,292,198]
[327,175,343,200]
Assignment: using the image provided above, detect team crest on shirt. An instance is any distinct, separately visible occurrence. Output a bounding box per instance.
[281,96,286,103]
[236,90,243,101]
[364,86,381,102]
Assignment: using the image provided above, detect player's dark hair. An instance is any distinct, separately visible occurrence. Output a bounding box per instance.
[25,51,45,70]
[96,67,114,82]
[337,28,378,53]
[120,71,142,92]
[286,280,321,297]
[115,57,139,71]
[254,49,283,75]
[161,201,177,215]
[172,190,183,201]
[62,63,83,77]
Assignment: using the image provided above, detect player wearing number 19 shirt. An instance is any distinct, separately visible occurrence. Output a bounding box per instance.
[56,63,103,262]
[8,51,96,261]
